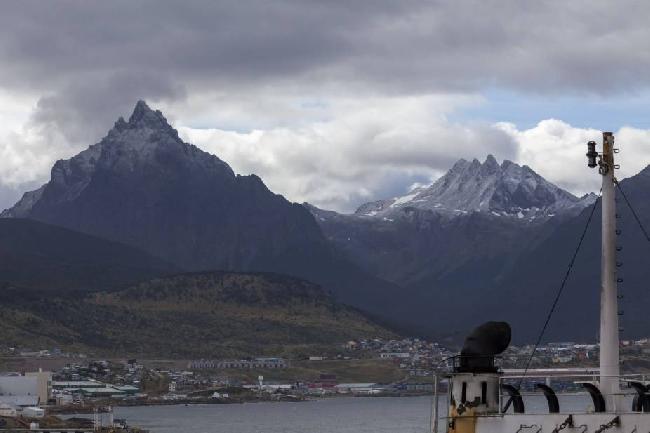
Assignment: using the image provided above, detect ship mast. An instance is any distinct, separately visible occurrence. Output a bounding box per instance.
[588,132,620,411]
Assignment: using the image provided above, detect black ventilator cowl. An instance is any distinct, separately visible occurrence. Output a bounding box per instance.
[457,321,511,373]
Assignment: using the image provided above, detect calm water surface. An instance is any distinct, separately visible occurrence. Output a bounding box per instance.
[85,394,607,433]
[111,397,436,433]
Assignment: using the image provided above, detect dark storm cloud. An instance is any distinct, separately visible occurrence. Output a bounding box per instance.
[2,0,650,211]
[3,0,650,138]
[2,0,650,99]
[30,72,185,145]
[0,1,361,91]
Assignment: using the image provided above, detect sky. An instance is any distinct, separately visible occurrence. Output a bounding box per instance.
[1,1,650,212]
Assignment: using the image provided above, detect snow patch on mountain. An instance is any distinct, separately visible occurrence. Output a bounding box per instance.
[391,192,419,207]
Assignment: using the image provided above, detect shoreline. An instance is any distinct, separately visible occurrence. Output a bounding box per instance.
[48,392,434,414]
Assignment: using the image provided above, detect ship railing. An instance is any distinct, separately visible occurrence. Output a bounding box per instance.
[498,372,650,415]
[430,367,650,432]
[438,354,535,373]
[430,368,650,433]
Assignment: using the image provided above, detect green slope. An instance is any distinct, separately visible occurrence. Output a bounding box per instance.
[0,272,395,357]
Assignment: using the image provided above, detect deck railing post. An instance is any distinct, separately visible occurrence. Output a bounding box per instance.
[432,373,439,433]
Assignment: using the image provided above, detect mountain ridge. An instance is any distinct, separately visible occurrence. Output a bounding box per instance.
[2,101,326,272]
[353,154,596,222]
[1,100,403,322]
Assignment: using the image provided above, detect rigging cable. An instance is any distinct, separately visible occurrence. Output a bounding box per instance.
[614,180,650,338]
[516,194,601,390]
[615,180,650,243]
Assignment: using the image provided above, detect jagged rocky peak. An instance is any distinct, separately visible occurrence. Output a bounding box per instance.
[54,101,229,196]
[131,99,164,124]
[354,155,595,221]
[54,100,179,175]
[116,100,177,134]
[1,100,235,218]
[101,100,185,155]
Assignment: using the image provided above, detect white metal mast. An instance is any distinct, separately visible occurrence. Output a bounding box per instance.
[590,132,620,411]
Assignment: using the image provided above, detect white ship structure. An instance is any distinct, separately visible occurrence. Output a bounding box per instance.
[433,133,650,433]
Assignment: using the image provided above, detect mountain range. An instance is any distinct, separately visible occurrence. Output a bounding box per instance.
[354,154,595,221]
[309,157,650,343]
[2,100,650,347]
[308,156,597,291]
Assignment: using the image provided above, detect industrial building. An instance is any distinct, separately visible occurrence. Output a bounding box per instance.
[52,380,138,398]
[0,370,52,415]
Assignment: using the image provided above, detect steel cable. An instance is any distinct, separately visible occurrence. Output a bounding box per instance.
[516,194,601,391]
[615,180,650,242]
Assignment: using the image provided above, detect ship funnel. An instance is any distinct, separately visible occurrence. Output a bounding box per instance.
[458,321,511,373]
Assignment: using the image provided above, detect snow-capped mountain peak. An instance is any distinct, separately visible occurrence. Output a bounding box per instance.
[2,100,234,218]
[354,155,595,221]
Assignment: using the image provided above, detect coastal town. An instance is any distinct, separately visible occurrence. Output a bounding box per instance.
[4,336,650,429]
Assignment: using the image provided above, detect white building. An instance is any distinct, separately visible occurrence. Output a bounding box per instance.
[0,370,51,407]
[0,373,47,410]
[335,383,382,394]
[22,406,45,418]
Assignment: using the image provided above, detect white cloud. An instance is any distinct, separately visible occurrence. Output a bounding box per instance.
[498,120,650,196]
[0,97,82,188]
[2,93,514,212]
[179,95,517,212]
[179,110,650,213]
[4,1,650,99]
[1,91,649,214]
[0,125,66,210]
[1,2,650,213]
